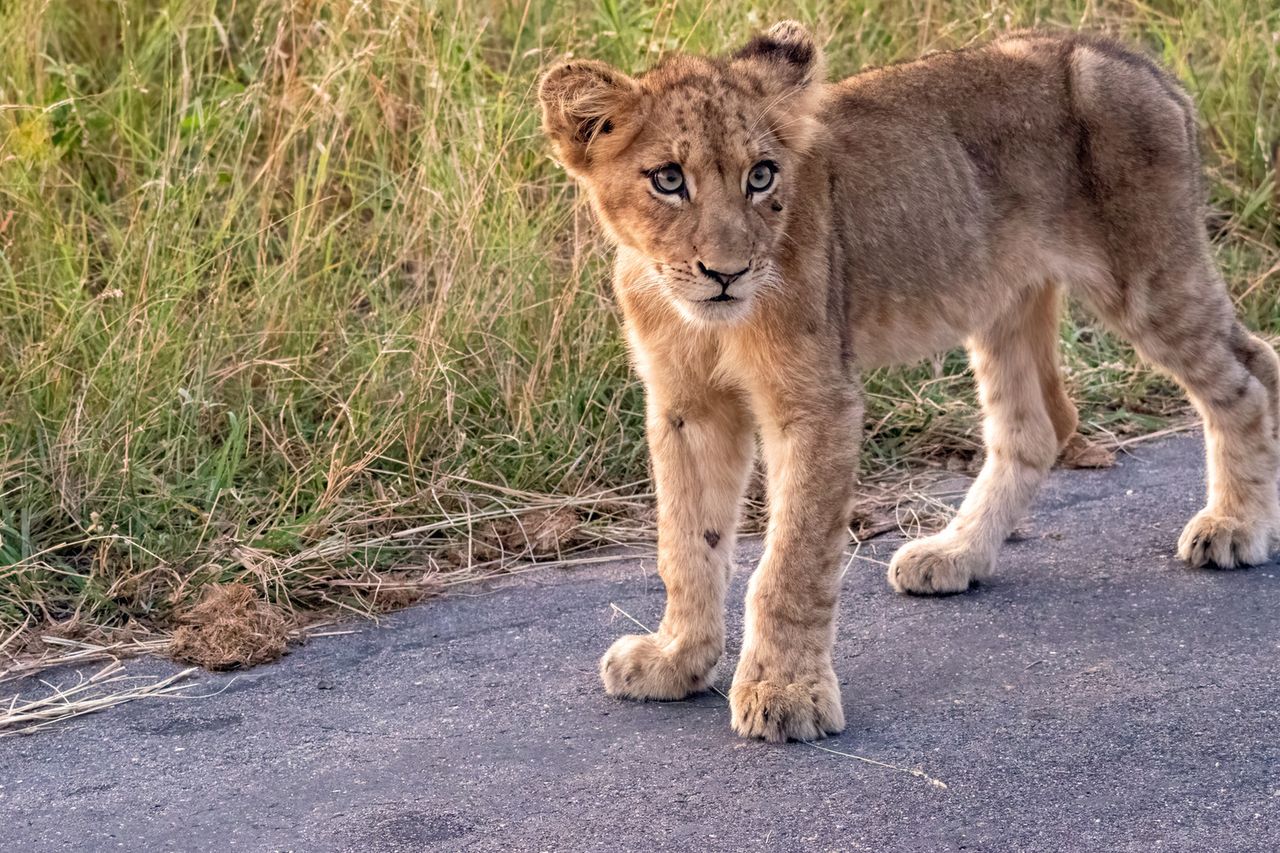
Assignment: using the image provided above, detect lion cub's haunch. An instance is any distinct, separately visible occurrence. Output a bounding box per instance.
[539,24,1280,742]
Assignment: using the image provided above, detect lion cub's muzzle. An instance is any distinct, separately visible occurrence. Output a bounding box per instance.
[649,258,772,325]
[697,261,751,302]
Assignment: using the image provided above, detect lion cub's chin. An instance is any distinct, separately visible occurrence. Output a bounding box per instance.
[672,295,757,328]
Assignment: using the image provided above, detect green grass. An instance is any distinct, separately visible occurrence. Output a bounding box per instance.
[1,0,1277,637]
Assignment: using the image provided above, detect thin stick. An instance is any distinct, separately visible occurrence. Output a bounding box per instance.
[0,617,31,660]
[1112,419,1200,449]
[800,739,949,789]
[609,602,655,634]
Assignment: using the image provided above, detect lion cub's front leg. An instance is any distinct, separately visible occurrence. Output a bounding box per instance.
[600,378,755,701]
[729,388,860,742]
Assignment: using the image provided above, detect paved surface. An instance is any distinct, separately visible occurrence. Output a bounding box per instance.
[3,435,1280,851]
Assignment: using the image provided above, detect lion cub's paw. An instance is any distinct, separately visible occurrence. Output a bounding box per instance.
[729,671,844,743]
[1177,510,1279,569]
[600,633,714,701]
[887,535,989,594]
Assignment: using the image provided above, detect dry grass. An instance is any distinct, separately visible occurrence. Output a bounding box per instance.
[0,1,1276,660]
[0,634,172,684]
[0,660,200,737]
[169,582,293,669]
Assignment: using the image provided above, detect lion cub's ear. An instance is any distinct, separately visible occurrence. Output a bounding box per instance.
[730,21,826,154]
[538,60,644,177]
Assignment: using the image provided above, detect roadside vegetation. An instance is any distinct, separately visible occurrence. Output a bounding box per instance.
[1,0,1276,659]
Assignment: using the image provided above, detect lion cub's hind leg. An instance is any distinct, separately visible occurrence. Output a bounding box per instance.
[1092,269,1280,569]
[1177,323,1280,568]
[1063,37,1280,568]
[889,285,1068,594]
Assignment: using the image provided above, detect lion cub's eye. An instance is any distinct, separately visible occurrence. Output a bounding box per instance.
[746,161,777,194]
[650,164,685,195]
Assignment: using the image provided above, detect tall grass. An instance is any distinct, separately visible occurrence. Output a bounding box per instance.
[1,0,1276,635]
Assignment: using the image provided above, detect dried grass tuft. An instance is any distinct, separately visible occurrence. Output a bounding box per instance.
[470,506,583,562]
[169,584,294,670]
[1058,434,1117,469]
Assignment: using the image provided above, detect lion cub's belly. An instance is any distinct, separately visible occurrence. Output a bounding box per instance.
[848,281,1014,368]
[847,235,1109,369]
[850,300,974,367]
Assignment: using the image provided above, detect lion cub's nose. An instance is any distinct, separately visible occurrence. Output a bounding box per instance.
[697,261,750,287]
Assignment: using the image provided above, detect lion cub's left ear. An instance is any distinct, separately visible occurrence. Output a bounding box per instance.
[730,21,826,154]
[539,60,644,177]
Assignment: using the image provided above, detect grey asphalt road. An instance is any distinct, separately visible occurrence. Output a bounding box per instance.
[3,435,1279,852]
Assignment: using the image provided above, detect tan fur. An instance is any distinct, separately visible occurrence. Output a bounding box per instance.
[540,25,1280,741]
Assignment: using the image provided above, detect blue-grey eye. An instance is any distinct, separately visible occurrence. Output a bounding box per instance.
[747,161,776,193]
[651,164,685,194]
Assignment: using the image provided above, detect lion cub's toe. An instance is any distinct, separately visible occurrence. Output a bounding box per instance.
[599,633,714,701]
[729,670,844,742]
[1177,510,1279,569]
[888,535,987,594]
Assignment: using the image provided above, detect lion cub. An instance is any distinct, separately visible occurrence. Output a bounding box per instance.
[538,24,1280,742]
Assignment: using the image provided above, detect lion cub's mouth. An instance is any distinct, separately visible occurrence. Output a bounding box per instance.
[707,293,738,303]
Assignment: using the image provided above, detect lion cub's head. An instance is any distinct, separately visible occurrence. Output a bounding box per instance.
[539,22,825,326]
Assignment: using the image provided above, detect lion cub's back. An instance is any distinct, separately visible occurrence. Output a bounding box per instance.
[823,31,1204,366]
[826,30,1198,213]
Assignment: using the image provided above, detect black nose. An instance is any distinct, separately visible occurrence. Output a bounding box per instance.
[697,262,749,287]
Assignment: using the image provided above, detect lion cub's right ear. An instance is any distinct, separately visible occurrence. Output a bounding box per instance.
[730,21,826,155]
[538,60,644,177]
